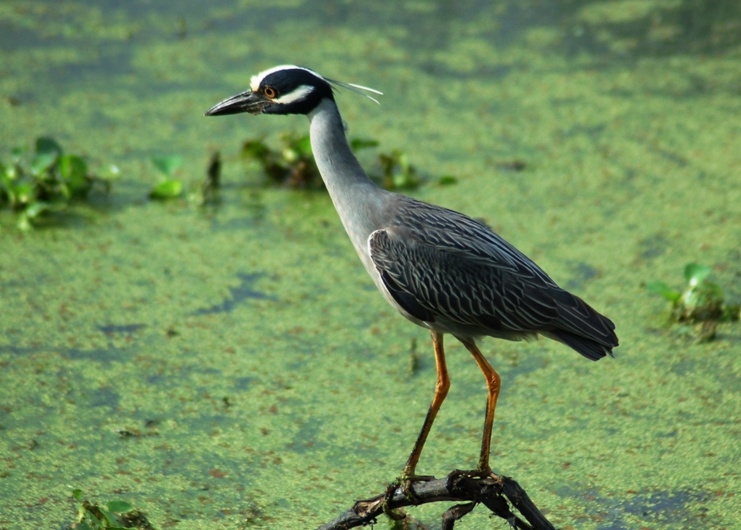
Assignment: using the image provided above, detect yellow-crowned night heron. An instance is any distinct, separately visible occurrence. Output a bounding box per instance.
[205,65,618,481]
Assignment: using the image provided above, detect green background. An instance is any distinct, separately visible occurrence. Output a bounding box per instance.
[1,1,739,528]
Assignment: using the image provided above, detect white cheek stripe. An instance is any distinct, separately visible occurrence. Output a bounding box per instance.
[273,84,315,104]
[250,64,323,91]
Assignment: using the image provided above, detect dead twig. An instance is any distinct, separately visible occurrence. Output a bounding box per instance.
[316,470,556,530]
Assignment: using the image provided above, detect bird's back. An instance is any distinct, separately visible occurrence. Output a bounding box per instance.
[369,196,618,360]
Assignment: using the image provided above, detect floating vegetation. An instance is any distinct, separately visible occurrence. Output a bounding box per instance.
[69,488,155,530]
[188,151,221,206]
[647,263,740,341]
[375,147,420,190]
[150,152,222,205]
[0,137,117,230]
[240,133,443,190]
[241,132,318,189]
[149,155,184,200]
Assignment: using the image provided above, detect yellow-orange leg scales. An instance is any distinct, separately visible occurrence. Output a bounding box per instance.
[402,330,502,479]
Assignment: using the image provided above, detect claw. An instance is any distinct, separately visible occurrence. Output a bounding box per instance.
[382,472,436,519]
[400,473,435,502]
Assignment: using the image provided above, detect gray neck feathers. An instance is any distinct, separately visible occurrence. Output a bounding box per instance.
[307,98,387,255]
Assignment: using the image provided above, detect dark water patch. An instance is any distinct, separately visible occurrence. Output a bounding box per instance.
[232,376,256,390]
[192,272,275,315]
[286,417,326,454]
[618,489,708,523]
[564,261,600,290]
[98,323,146,335]
[0,21,38,52]
[64,347,132,362]
[558,485,710,528]
[87,386,121,408]
[558,123,607,141]
[637,233,670,261]
[654,146,690,168]
[561,0,741,58]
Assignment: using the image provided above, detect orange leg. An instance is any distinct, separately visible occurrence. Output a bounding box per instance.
[461,339,501,475]
[402,329,450,479]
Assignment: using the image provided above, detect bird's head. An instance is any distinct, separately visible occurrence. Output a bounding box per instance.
[205,64,381,117]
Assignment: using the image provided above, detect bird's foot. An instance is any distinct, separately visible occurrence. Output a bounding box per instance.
[400,473,436,501]
[448,466,499,483]
[381,473,435,519]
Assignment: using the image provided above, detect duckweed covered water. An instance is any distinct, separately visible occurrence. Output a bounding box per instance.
[1,1,740,529]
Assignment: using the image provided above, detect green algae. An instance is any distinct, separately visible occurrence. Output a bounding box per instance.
[1,1,740,529]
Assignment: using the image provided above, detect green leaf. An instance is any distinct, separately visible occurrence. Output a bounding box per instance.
[684,263,711,287]
[35,136,64,157]
[151,155,183,178]
[98,506,119,526]
[2,160,20,183]
[150,179,183,199]
[29,152,57,177]
[25,201,52,219]
[59,154,88,180]
[646,280,681,302]
[72,488,84,502]
[395,150,410,171]
[107,499,133,513]
[7,182,34,206]
[392,170,419,189]
[17,212,33,231]
[59,154,92,196]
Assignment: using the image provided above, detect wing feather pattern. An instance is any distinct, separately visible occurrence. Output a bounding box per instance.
[369,198,618,360]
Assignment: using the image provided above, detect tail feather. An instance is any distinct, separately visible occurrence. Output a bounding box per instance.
[544,329,615,361]
[542,290,619,361]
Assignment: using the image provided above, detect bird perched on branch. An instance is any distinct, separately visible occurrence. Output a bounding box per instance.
[206,64,618,485]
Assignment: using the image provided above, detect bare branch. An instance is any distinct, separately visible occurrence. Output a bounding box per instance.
[316,470,556,530]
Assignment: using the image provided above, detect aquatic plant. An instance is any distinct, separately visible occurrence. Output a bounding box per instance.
[149,155,184,200]
[187,151,221,206]
[70,488,155,530]
[376,148,420,190]
[240,133,433,190]
[149,152,222,205]
[241,132,318,188]
[647,263,739,341]
[0,137,117,230]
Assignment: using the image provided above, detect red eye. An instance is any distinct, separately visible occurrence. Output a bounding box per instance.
[263,86,277,98]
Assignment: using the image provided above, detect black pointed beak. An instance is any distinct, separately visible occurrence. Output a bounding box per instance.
[205,90,270,116]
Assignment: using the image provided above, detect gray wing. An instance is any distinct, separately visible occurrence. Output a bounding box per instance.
[369,198,618,360]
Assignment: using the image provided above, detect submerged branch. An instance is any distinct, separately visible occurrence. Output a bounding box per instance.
[316,470,556,530]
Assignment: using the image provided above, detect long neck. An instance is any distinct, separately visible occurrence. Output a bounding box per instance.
[308,98,387,252]
[308,98,375,193]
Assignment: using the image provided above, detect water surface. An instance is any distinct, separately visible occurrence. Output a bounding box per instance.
[1,1,740,528]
